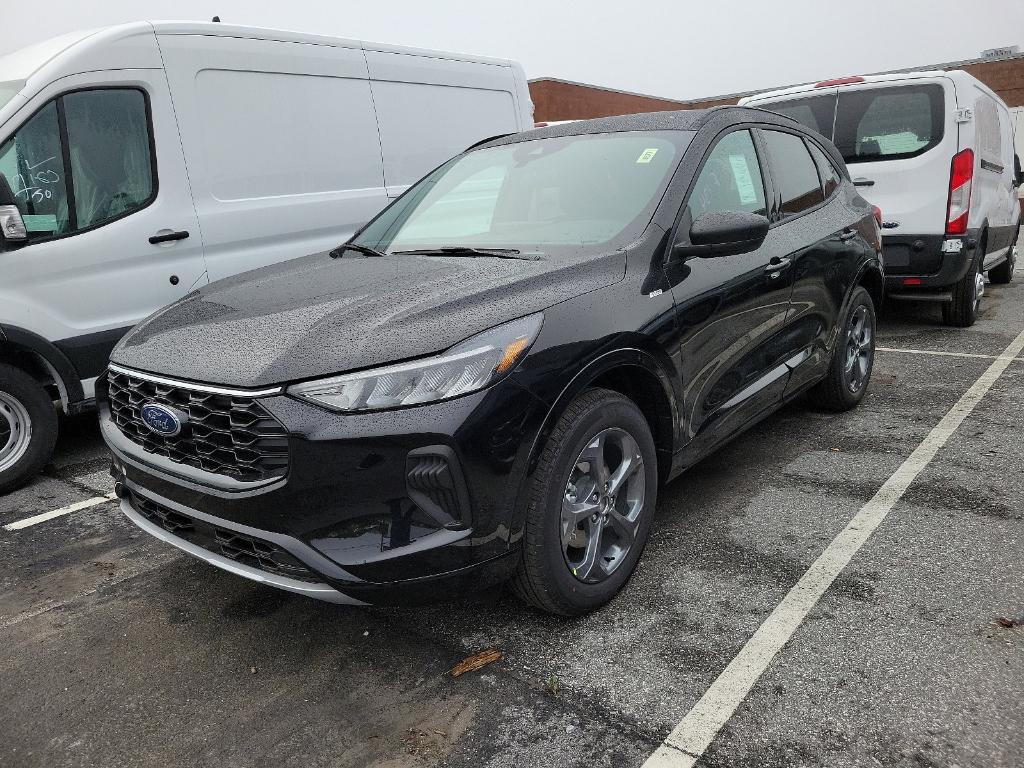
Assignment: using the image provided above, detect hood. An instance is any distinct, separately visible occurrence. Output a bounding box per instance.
[112,249,625,388]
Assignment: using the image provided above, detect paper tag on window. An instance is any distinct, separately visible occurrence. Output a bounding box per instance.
[636,148,659,164]
[728,155,757,205]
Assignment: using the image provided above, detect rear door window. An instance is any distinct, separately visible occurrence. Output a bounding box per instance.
[833,84,944,163]
[761,130,825,219]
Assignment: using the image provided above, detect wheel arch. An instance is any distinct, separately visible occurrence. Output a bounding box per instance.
[0,324,84,413]
[526,348,680,487]
[856,259,884,311]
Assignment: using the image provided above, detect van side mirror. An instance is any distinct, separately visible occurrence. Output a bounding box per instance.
[1014,155,1023,187]
[673,210,770,259]
[0,175,27,246]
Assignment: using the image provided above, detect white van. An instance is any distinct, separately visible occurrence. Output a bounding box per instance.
[740,70,1022,326]
[0,21,533,492]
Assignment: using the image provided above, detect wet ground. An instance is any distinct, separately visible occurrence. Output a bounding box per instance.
[2,239,1022,768]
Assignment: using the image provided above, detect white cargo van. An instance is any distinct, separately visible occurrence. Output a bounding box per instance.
[740,71,1022,326]
[0,21,533,491]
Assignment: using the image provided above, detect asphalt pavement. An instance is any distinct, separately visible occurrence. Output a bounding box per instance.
[2,238,1022,768]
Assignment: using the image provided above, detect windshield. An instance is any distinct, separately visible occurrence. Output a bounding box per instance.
[760,83,945,164]
[353,130,690,257]
[0,80,24,112]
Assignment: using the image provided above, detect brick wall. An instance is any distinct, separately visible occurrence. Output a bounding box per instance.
[530,55,1024,121]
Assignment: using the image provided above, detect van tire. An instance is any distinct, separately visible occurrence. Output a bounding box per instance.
[988,228,1017,285]
[0,364,59,494]
[942,252,982,327]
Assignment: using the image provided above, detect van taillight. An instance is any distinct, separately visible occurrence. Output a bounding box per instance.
[871,205,882,227]
[946,149,974,236]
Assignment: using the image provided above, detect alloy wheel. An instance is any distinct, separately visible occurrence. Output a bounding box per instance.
[0,392,33,474]
[974,271,985,314]
[844,305,873,394]
[561,428,646,583]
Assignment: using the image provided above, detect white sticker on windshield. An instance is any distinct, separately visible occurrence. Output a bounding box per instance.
[728,154,758,205]
[636,148,659,164]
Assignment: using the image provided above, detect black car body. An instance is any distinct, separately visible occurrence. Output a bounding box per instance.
[99,107,883,612]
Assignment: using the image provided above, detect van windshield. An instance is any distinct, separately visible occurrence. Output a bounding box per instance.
[0,81,24,112]
[760,83,945,164]
[352,130,691,258]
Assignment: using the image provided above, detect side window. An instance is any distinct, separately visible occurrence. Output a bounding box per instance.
[0,102,72,238]
[808,142,841,198]
[762,130,825,219]
[0,89,154,242]
[686,130,767,222]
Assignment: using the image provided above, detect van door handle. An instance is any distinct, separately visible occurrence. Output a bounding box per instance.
[764,256,791,276]
[149,230,190,244]
[852,177,875,187]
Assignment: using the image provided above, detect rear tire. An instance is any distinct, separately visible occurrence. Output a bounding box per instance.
[511,388,658,616]
[942,248,983,327]
[0,364,59,494]
[807,286,875,412]
[988,228,1018,285]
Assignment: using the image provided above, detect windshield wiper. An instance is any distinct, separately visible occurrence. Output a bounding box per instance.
[330,243,385,259]
[391,246,541,261]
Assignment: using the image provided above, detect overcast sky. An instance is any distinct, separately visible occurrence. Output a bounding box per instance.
[2,0,1022,100]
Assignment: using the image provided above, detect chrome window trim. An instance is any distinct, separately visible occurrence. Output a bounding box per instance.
[107,363,283,398]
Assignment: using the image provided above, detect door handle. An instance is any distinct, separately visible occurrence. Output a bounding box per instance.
[149,230,190,245]
[839,230,858,242]
[764,256,791,276]
[852,177,875,187]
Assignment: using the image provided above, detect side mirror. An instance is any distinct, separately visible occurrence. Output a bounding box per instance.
[0,175,27,246]
[673,210,770,259]
[1014,155,1023,188]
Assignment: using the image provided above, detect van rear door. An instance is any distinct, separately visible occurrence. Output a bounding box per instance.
[830,79,954,244]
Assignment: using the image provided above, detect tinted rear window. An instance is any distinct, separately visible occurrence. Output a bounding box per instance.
[758,83,945,165]
[834,84,945,163]
[764,94,837,139]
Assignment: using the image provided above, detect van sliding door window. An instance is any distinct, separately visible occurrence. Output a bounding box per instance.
[0,88,154,242]
[834,85,944,164]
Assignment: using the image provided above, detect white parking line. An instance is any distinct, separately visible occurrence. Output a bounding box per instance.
[877,346,1024,362]
[644,326,1024,768]
[3,493,117,531]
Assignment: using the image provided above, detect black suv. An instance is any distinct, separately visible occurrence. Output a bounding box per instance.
[99,107,883,615]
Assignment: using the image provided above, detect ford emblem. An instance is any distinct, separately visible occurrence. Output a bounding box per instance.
[140,403,186,437]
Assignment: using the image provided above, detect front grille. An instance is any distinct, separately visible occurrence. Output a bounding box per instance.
[133,494,318,583]
[107,368,288,483]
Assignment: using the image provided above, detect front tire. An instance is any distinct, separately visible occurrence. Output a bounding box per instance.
[807,286,876,412]
[511,388,658,616]
[0,364,59,494]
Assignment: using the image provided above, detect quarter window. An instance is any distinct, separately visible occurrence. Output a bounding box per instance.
[762,130,824,219]
[0,88,154,241]
[808,142,841,198]
[686,130,767,222]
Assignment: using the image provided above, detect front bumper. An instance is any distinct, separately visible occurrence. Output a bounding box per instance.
[100,371,548,605]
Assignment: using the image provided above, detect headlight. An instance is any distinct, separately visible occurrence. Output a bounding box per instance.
[287,313,543,412]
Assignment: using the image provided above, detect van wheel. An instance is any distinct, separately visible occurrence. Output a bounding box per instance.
[0,364,59,494]
[807,286,875,412]
[988,230,1017,284]
[511,388,658,616]
[943,250,983,327]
